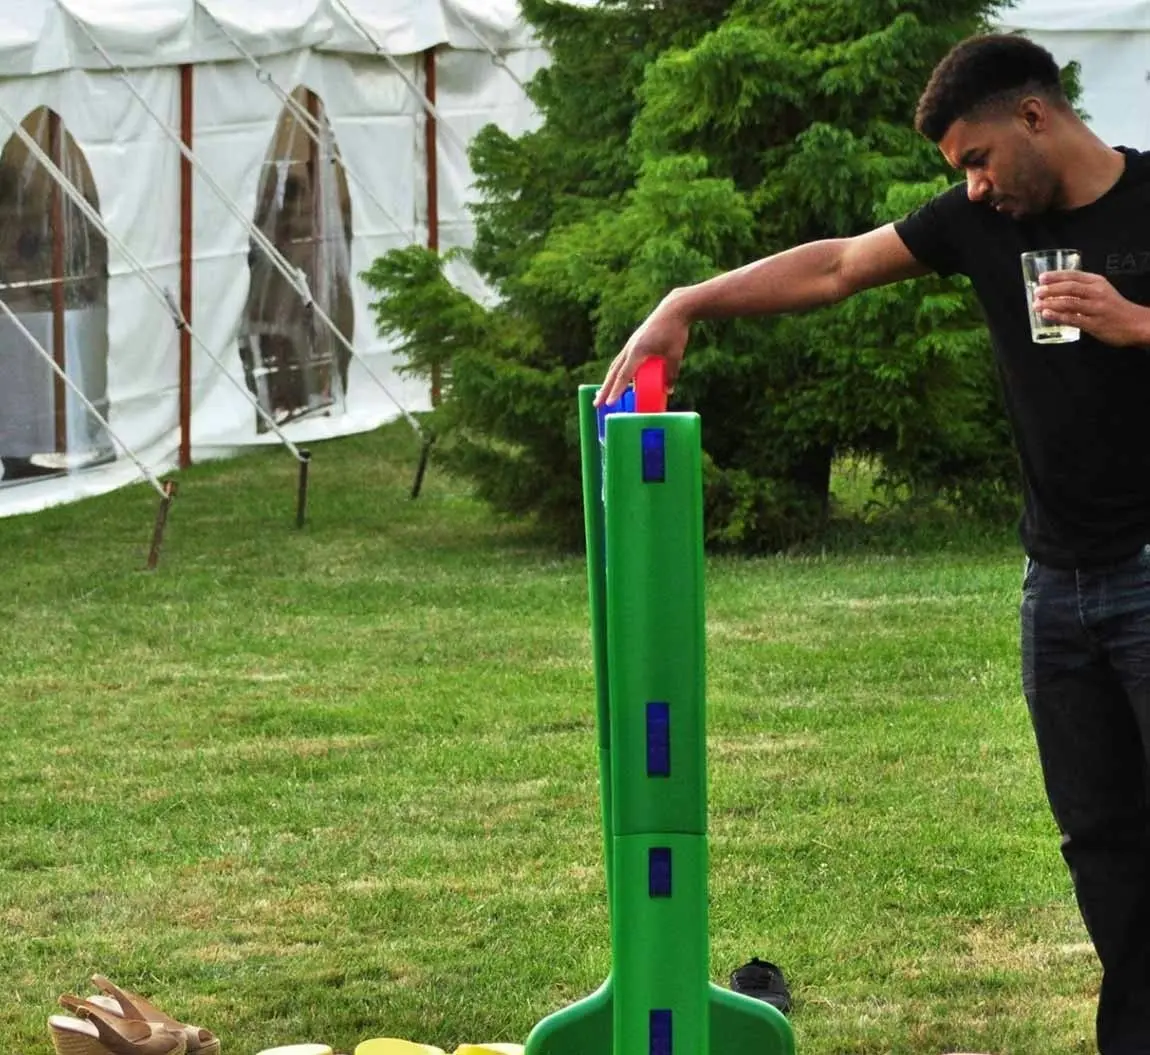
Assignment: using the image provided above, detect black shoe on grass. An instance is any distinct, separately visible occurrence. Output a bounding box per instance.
[729,957,791,1013]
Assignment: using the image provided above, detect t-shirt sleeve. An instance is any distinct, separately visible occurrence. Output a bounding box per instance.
[893,184,968,278]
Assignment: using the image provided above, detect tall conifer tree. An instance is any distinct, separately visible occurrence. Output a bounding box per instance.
[366,0,1060,547]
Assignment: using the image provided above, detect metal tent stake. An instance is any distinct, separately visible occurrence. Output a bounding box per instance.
[411,433,434,499]
[296,449,312,527]
[146,481,177,570]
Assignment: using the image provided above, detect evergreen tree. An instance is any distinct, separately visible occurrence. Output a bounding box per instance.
[367,0,1040,548]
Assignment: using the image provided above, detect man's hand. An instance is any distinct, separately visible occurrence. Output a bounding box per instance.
[594,293,691,407]
[1033,271,1150,347]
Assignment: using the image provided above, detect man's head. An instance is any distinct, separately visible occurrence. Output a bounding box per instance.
[916,34,1073,218]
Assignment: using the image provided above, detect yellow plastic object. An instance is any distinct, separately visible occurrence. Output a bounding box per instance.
[354,1042,445,1055]
[454,1047,525,1055]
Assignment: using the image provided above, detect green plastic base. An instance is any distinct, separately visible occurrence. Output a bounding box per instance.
[708,982,795,1055]
[523,976,794,1055]
[524,976,612,1055]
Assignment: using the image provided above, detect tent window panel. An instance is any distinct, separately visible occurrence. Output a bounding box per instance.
[240,87,354,433]
[0,107,111,485]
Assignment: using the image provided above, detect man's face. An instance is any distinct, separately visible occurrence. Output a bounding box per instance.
[938,105,1060,219]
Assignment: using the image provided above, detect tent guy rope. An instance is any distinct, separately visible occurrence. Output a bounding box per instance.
[0,295,180,566]
[449,5,530,93]
[329,0,472,157]
[0,297,170,501]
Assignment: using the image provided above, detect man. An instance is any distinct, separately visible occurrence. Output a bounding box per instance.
[596,33,1150,1055]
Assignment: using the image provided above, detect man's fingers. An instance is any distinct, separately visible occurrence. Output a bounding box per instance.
[595,353,634,407]
[1035,280,1095,301]
[1039,270,1102,287]
[1034,284,1106,319]
[1039,300,1095,325]
[1037,290,1100,317]
[598,353,625,401]
[1038,299,1086,318]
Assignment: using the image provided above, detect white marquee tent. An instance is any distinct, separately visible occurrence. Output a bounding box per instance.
[0,0,548,516]
[0,0,1146,519]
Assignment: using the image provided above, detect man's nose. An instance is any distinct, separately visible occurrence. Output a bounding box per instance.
[966,171,991,202]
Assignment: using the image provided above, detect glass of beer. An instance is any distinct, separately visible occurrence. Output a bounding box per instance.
[1021,249,1082,344]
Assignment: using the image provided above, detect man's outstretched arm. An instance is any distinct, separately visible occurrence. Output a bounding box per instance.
[595,223,930,406]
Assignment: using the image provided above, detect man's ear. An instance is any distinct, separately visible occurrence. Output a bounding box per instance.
[1017,96,1048,134]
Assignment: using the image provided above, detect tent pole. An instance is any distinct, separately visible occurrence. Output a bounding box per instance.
[307,87,320,268]
[424,46,441,408]
[179,63,194,469]
[307,87,319,287]
[306,87,322,404]
[48,110,67,454]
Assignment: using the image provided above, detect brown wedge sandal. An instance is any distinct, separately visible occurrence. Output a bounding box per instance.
[85,976,221,1055]
[50,998,187,1055]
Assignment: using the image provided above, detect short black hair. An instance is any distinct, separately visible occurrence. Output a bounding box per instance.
[915,34,1067,143]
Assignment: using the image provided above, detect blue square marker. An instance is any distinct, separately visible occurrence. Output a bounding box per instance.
[641,428,665,483]
[649,847,672,898]
[650,1010,672,1055]
[646,702,670,777]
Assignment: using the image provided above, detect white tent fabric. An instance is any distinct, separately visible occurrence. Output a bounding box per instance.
[1000,0,1150,32]
[0,1,548,516]
[1000,1,1150,150]
[0,1,539,73]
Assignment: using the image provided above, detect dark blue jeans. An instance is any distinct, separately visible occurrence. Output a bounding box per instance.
[1022,547,1150,1054]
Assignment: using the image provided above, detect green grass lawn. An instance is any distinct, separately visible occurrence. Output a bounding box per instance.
[0,425,1095,1055]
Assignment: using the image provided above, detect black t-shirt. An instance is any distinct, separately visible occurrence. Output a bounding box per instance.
[895,147,1150,569]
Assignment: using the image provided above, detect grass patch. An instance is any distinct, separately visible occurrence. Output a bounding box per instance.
[0,426,1091,1055]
